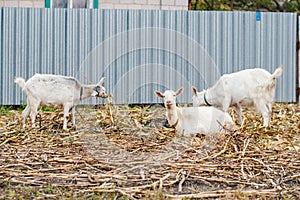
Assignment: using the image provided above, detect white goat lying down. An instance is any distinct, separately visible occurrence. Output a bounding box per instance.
[15,73,108,130]
[155,87,235,136]
[192,66,283,127]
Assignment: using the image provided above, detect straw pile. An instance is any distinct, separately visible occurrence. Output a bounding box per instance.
[0,102,299,199]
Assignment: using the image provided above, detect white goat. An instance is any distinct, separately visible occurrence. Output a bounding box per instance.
[192,66,283,127]
[155,87,235,136]
[15,73,108,130]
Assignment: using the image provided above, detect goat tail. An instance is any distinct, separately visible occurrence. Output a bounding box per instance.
[260,66,283,102]
[272,65,283,79]
[14,77,26,90]
[15,77,33,97]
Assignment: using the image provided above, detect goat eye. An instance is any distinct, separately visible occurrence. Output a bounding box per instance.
[94,86,101,92]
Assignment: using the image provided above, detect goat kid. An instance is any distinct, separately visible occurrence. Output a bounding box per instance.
[155,87,235,136]
[192,66,283,126]
[15,73,108,130]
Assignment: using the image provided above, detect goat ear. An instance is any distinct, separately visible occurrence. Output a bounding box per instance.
[191,86,197,96]
[155,91,164,98]
[98,77,106,85]
[175,87,184,96]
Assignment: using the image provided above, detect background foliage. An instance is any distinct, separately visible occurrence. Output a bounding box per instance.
[189,0,300,12]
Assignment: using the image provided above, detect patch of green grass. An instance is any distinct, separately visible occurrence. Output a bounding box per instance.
[67,136,75,142]
[0,105,14,116]
[144,188,168,200]
[1,184,131,199]
[6,182,16,197]
[46,185,53,193]
[41,106,57,112]
[18,100,27,110]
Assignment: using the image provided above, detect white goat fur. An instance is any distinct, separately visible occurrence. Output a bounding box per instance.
[15,73,107,130]
[155,88,235,135]
[192,66,283,126]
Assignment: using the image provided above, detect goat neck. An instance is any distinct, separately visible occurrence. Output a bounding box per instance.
[80,84,97,100]
[203,91,212,106]
[166,104,180,127]
[203,88,216,106]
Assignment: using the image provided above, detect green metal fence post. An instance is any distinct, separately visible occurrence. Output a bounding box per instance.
[45,0,51,8]
[94,0,98,9]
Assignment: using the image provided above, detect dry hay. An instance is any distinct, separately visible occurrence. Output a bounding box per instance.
[0,102,300,199]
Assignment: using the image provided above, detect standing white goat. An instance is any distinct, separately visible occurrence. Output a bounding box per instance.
[192,66,283,126]
[155,87,235,136]
[15,73,108,130]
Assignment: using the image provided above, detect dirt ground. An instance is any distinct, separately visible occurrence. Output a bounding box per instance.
[0,103,300,199]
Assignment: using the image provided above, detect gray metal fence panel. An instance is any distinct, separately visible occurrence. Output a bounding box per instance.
[0,8,296,105]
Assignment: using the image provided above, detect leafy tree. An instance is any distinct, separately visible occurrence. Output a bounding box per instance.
[189,0,300,12]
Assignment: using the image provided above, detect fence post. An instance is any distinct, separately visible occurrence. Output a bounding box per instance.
[45,0,51,8]
[94,0,98,9]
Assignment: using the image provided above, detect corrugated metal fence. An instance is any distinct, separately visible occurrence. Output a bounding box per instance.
[0,8,297,105]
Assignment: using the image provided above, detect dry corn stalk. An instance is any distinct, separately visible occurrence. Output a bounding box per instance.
[106,93,114,125]
[0,103,300,199]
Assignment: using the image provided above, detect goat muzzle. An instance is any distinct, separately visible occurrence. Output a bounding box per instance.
[96,92,108,98]
[166,103,172,109]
